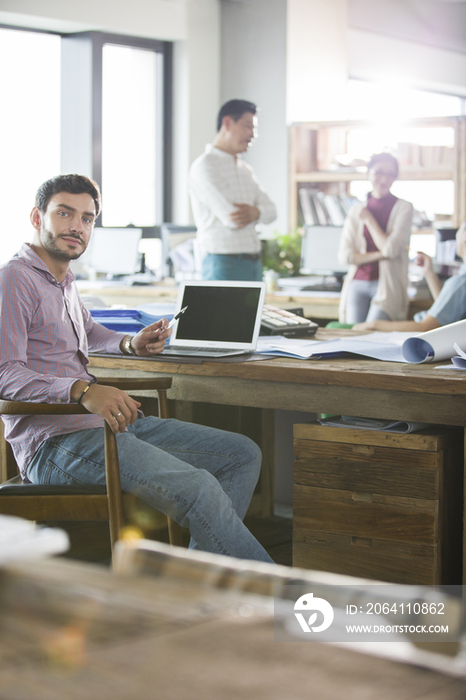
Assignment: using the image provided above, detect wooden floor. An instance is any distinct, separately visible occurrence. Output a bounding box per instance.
[245,514,293,566]
[48,513,293,568]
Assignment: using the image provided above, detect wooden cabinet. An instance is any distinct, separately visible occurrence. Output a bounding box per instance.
[289,117,466,230]
[292,423,463,585]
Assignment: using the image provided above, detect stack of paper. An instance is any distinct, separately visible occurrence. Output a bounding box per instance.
[257,319,466,365]
[318,415,431,433]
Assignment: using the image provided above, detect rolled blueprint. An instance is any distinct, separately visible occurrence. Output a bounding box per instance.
[402,318,466,363]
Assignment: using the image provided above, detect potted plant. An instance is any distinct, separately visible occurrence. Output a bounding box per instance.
[262,228,304,288]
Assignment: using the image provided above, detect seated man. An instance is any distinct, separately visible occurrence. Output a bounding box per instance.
[0,174,273,564]
[354,220,466,332]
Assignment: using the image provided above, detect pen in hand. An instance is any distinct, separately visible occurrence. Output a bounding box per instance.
[161,305,188,333]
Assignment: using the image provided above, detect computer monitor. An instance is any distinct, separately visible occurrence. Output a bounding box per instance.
[300,225,348,280]
[85,228,143,277]
[160,223,198,278]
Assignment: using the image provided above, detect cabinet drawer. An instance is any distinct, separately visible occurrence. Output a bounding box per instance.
[294,439,439,499]
[293,529,438,585]
[292,423,463,584]
[294,484,438,545]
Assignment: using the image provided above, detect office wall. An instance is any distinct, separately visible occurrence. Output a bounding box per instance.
[287,0,348,122]
[348,29,466,97]
[220,0,288,236]
[348,0,466,55]
[347,0,466,96]
[172,0,221,222]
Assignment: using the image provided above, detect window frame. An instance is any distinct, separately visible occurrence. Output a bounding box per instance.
[61,31,172,234]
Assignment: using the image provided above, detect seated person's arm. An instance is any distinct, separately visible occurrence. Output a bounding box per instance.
[354,315,441,333]
[355,263,466,332]
[70,379,141,434]
[415,252,443,300]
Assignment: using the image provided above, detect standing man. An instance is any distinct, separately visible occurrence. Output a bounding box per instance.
[0,174,273,564]
[189,99,277,281]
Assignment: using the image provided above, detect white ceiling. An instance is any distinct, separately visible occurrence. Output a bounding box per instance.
[349,0,466,53]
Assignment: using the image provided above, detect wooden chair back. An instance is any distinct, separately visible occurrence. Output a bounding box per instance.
[0,377,187,555]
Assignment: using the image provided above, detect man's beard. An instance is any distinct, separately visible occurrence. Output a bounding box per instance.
[41,228,85,261]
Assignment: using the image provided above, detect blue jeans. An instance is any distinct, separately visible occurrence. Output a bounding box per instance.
[345,279,391,324]
[27,416,273,563]
[202,253,263,281]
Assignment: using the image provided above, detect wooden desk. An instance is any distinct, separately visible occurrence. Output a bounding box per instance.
[89,329,466,423]
[89,329,466,581]
[1,556,465,699]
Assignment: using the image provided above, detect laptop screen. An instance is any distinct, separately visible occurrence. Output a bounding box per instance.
[171,281,266,349]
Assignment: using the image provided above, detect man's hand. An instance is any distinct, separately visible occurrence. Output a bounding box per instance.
[230,203,260,228]
[121,319,173,357]
[71,382,141,434]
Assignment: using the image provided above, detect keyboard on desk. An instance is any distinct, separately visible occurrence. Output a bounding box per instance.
[300,283,342,292]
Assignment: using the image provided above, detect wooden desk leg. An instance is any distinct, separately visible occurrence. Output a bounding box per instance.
[260,409,275,518]
[462,428,466,632]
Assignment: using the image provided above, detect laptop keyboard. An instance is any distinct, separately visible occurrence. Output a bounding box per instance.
[163,346,241,355]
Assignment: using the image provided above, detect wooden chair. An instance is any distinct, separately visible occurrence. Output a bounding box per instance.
[0,377,186,559]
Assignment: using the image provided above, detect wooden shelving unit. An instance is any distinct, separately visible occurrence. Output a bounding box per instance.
[289,116,466,230]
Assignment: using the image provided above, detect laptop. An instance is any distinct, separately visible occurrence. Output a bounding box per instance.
[161,281,266,358]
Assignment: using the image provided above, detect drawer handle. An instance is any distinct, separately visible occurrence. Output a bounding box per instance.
[351,537,372,547]
[352,491,373,502]
[352,445,375,456]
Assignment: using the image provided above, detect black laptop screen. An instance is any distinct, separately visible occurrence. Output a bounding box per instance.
[175,285,262,344]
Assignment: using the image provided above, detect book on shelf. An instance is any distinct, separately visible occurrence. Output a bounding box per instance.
[299,189,354,227]
[315,192,331,225]
[397,142,454,170]
[322,194,345,225]
[299,188,318,225]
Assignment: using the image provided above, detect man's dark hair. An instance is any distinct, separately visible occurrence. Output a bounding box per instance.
[367,153,399,178]
[216,99,257,132]
[35,174,102,217]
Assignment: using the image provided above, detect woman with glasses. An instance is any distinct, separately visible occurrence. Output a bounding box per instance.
[338,153,413,324]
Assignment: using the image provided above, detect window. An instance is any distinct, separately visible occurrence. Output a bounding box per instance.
[102,44,160,227]
[0,27,171,267]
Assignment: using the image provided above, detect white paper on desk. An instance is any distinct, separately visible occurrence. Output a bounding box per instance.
[437,342,466,369]
[256,336,321,358]
[256,333,410,362]
[451,342,466,368]
[401,319,466,364]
